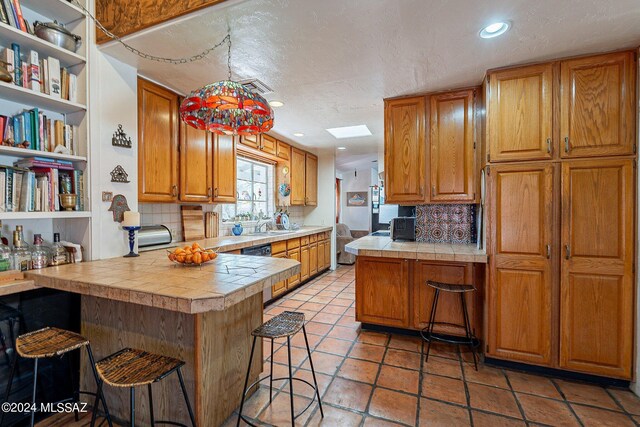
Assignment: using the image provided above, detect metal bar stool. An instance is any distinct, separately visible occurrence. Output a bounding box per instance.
[237,311,324,427]
[0,302,23,368]
[1,327,113,427]
[92,348,196,427]
[420,280,480,370]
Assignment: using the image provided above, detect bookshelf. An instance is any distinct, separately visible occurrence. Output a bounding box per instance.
[0,210,90,220]
[0,145,86,162]
[19,0,85,25]
[0,80,86,114]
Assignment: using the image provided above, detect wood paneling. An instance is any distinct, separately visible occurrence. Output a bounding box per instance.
[95,0,228,44]
[429,89,476,202]
[488,163,554,365]
[179,122,212,202]
[305,153,318,206]
[384,97,426,203]
[261,134,277,156]
[488,63,554,162]
[290,147,306,205]
[276,140,290,161]
[560,52,636,158]
[355,257,410,328]
[213,135,237,203]
[559,159,634,378]
[138,78,179,202]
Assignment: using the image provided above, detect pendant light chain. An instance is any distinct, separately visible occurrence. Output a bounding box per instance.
[71,0,231,65]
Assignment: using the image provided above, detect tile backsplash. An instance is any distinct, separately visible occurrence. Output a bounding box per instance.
[416,204,477,244]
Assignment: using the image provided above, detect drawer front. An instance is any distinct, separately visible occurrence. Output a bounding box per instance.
[301,235,310,246]
[287,238,301,249]
[271,241,287,255]
[310,233,318,243]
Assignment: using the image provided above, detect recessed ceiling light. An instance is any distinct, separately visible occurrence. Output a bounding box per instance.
[326,125,372,139]
[479,21,510,39]
[293,132,304,137]
[269,100,284,107]
[337,147,347,150]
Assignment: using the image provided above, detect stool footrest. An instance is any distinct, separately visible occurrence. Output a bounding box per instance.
[421,326,480,347]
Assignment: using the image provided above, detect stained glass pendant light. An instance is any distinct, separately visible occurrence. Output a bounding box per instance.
[179,36,274,136]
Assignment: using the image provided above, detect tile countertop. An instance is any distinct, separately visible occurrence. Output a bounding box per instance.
[25,252,300,314]
[140,225,334,253]
[344,235,487,263]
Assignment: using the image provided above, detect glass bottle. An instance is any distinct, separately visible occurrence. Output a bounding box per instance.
[49,233,68,266]
[12,230,32,271]
[31,234,51,269]
[0,223,11,272]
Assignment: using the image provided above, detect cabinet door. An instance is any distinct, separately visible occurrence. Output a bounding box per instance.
[261,134,277,156]
[300,244,310,282]
[412,262,474,335]
[276,140,290,161]
[323,239,331,269]
[384,97,426,203]
[239,134,260,150]
[179,122,212,202]
[272,252,288,297]
[290,147,306,205]
[287,248,301,288]
[138,78,179,202]
[430,89,476,202]
[560,159,634,378]
[355,257,409,328]
[213,135,237,203]
[317,240,325,271]
[488,163,554,366]
[305,153,318,206]
[309,242,318,276]
[488,64,554,162]
[560,52,636,158]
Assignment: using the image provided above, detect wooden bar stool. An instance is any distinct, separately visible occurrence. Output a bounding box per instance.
[237,311,324,427]
[92,348,196,427]
[1,327,113,427]
[420,280,480,370]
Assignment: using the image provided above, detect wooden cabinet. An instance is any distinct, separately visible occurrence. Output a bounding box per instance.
[317,239,325,271]
[309,242,318,276]
[276,140,290,161]
[384,96,426,203]
[559,159,634,378]
[138,78,179,202]
[287,248,301,288]
[271,251,288,297]
[290,147,306,205]
[487,63,554,162]
[179,122,212,202]
[239,134,260,150]
[240,133,278,156]
[300,244,310,282]
[261,134,277,156]
[323,238,331,269]
[487,163,554,366]
[412,262,476,335]
[429,89,476,202]
[356,257,410,328]
[213,135,237,203]
[560,52,636,158]
[305,153,318,206]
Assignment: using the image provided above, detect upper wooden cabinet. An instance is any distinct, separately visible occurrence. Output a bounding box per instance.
[138,78,179,202]
[559,159,634,378]
[261,134,277,156]
[179,122,212,202]
[239,134,260,150]
[430,89,476,202]
[276,140,290,161]
[290,147,318,206]
[384,97,427,204]
[239,133,278,156]
[213,135,237,203]
[560,52,636,158]
[487,63,554,162]
[305,153,318,206]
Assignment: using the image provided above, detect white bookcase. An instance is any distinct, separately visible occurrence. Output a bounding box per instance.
[0,0,91,256]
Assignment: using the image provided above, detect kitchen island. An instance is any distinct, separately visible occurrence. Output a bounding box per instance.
[345,236,486,339]
[20,249,300,426]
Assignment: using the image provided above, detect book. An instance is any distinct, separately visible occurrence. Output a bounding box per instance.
[47,56,61,98]
[41,58,49,94]
[22,111,30,147]
[13,170,22,211]
[10,43,20,85]
[20,62,26,87]
[27,50,40,92]
[2,0,15,28]
[10,0,25,32]
[54,120,63,149]
[0,1,9,25]
[60,67,68,100]
[2,47,13,84]
[68,73,77,102]
[0,115,6,142]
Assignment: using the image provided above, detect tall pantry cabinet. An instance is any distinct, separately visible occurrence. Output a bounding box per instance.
[485,50,636,379]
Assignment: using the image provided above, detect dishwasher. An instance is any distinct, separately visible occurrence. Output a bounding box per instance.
[240,244,273,302]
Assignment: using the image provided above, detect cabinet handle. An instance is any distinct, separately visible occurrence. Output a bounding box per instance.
[207,187,212,198]
[564,137,570,153]
[431,185,436,197]
[171,185,177,197]
[546,138,552,153]
[546,244,551,259]
[214,188,219,198]
[565,244,571,260]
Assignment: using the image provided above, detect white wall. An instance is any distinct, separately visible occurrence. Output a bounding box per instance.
[339,168,372,232]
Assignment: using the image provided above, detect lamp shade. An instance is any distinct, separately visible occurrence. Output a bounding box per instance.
[179,80,274,136]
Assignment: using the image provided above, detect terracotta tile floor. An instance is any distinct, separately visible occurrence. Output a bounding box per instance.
[224,265,640,426]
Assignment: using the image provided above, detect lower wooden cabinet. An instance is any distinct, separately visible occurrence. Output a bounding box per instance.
[271,251,288,297]
[287,248,301,288]
[300,244,310,282]
[323,238,331,269]
[309,242,318,276]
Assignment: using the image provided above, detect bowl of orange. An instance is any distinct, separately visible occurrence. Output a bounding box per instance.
[167,242,218,266]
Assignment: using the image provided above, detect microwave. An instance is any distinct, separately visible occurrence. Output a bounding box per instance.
[390,217,416,241]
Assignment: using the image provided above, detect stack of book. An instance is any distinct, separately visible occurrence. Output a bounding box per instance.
[0,109,77,154]
[0,157,84,212]
[0,0,33,34]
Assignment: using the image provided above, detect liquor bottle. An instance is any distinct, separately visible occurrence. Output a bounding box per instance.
[49,233,68,266]
[31,234,51,269]
[12,230,32,271]
[0,223,11,271]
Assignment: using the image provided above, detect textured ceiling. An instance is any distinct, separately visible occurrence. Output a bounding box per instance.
[99,0,640,171]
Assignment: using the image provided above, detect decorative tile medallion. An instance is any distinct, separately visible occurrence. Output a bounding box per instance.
[416,204,477,244]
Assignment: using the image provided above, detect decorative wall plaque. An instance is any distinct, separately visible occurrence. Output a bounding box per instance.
[108,194,130,223]
[110,165,130,183]
[112,124,132,148]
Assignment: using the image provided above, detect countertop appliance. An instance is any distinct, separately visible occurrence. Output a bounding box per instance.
[138,225,172,249]
[241,244,274,303]
[390,217,416,241]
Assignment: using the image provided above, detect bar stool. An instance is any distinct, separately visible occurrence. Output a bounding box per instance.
[420,281,480,370]
[0,302,23,367]
[1,327,113,427]
[92,348,196,427]
[237,311,324,427]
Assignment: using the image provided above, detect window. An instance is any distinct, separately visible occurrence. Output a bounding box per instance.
[222,157,275,222]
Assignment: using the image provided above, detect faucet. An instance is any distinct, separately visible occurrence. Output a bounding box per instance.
[254,220,270,233]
